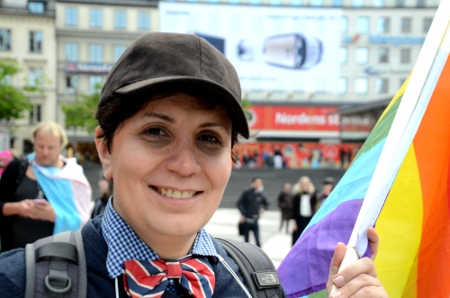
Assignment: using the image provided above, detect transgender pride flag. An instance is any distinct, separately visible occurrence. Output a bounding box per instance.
[277,0,450,297]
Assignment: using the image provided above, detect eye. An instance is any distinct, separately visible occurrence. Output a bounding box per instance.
[198,133,221,144]
[145,127,167,137]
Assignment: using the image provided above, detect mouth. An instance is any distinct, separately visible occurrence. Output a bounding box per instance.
[151,186,201,200]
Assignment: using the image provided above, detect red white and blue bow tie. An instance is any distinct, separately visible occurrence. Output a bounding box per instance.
[122,255,215,298]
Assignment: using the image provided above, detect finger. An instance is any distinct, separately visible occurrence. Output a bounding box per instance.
[367,227,379,261]
[327,242,346,290]
[332,257,378,292]
[336,277,385,298]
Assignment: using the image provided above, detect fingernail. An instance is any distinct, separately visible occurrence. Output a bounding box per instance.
[334,275,345,286]
[330,291,341,298]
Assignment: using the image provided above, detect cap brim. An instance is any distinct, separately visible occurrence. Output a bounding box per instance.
[114,76,249,139]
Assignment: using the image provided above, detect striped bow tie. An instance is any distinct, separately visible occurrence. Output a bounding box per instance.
[122,255,215,298]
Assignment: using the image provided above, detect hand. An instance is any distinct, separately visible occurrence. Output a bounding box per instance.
[28,200,56,222]
[15,199,35,217]
[259,208,265,215]
[326,228,388,298]
[239,215,246,223]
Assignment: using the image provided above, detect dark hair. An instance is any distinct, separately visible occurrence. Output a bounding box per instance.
[95,88,240,162]
[252,177,262,183]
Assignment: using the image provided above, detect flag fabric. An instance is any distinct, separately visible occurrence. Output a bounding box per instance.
[277,1,450,297]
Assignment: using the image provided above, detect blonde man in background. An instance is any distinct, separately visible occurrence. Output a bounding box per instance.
[0,121,91,252]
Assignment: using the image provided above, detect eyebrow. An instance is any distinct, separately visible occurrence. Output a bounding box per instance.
[141,112,229,131]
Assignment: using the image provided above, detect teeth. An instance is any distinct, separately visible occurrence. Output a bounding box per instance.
[158,187,195,199]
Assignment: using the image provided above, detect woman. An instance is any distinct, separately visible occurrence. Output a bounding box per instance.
[0,33,387,297]
[291,176,317,246]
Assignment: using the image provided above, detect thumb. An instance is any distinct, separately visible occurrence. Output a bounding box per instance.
[327,242,346,290]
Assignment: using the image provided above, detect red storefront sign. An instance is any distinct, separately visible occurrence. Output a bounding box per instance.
[247,106,340,131]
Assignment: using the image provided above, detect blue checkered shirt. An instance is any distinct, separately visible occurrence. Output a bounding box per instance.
[101,198,218,279]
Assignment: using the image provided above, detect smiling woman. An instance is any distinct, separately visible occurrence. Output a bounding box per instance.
[0,32,387,298]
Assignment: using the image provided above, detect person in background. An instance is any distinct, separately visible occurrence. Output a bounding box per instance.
[91,172,113,218]
[237,177,269,247]
[0,121,92,252]
[0,33,387,298]
[316,177,335,212]
[277,182,292,233]
[291,176,317,246]
[0,150,14,178]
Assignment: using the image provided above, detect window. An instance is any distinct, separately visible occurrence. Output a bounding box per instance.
[270,0,283,4]
[401,17,412,33]
[395,0,404,6]
[378,17,390,33]
[373,0,384,7]
[333,0,342,6]
[65,43,78,61]
[355,77,368,94]
[0,29,11,51]
[340,47,348,64]
[400,48,411,63]
[65,7,78,26]
[89,76,103,93]
[423,18,432,33]
[90,9,102,28]
[356,17,369,33]
[29,104,42,125]
[352,0,364,7]
[379,47,389,63]
[376,78,389,93]
[30,31,42,53]
[229,0,240,3]
[340,16,348,33]
[28,67,43,87]
[355,47,369,64]
[338,77,347,94]
[208,0,220,3]
[138,12,150,30]
[249,0,262,4]
[417,0,425,6]
[28,2,45,13]
[290,0,302,5]
[115,10,126,29]
[311,0,323,6]
[90,44,103,63]
[65,75,78,93]
[114,45,126,62]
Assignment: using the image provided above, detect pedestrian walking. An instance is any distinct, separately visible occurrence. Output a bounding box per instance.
[277,182,292,233]
[237,177,269,247]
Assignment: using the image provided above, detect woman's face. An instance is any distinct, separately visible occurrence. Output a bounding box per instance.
[96,93,233,249]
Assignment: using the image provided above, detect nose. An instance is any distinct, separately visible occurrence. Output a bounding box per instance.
[165,139,201,177]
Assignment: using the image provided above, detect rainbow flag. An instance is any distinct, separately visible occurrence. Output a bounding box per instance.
[277,1,450,297]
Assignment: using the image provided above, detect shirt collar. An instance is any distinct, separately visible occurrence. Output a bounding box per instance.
[101,198,218,278]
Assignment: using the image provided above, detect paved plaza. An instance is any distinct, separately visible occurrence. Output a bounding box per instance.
[204,208,292,268]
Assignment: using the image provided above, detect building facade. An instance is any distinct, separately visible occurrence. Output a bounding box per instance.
[0,0,441,165]
[0,0,57,153]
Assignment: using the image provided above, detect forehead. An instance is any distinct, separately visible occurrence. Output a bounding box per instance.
[143,93,230,118]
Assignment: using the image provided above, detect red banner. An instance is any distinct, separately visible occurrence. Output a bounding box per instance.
[247,106,340,131]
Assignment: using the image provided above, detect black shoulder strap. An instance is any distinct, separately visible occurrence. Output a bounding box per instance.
[15,156,29,187]
[216,238,283,298]
[25,230,87,298]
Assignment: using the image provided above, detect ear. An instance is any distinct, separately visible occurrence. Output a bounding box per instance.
[95,126,112,180]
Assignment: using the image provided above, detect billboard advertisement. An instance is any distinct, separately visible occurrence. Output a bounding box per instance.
[159,2,342,92]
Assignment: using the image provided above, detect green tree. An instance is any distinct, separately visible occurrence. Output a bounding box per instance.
[0,59,33,121]
[241,98,252,122]
[62,83,101,133]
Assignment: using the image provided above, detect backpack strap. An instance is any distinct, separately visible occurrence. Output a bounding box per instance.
[25,230,87,298]
[216,238,283,298]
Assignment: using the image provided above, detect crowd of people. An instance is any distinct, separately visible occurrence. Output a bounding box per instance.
[0,32,387,297]
[237,175,336,247]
